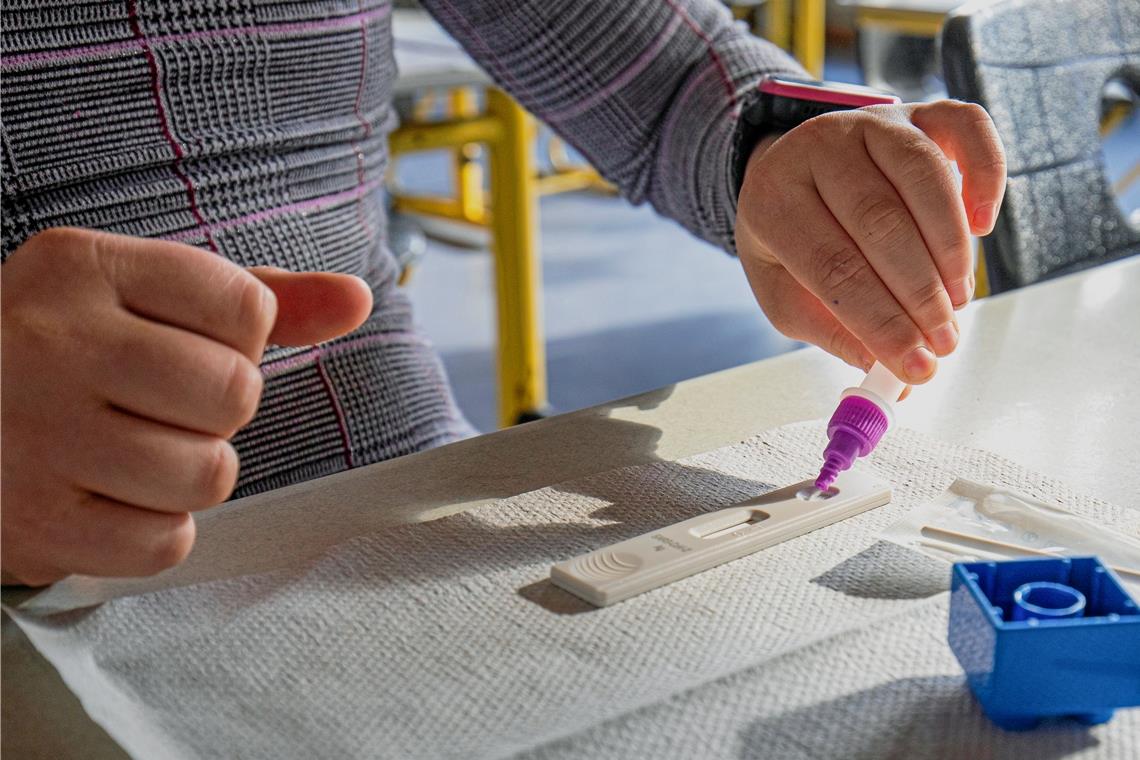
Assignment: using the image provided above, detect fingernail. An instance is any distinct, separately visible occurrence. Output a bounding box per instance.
[972,203,995,233]
[903,346,937,382]
[928,321,958,357]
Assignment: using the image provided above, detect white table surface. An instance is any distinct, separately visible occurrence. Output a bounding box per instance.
[4,255,1139,757]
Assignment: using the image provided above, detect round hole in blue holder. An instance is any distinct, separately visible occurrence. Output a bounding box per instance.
[1012,581,1087,622]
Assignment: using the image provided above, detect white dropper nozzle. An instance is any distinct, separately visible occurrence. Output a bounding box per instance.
[843,361,907,424]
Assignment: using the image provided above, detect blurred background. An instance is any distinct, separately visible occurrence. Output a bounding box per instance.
[388,0,1139,432]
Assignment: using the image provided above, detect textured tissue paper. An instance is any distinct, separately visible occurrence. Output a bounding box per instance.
[7,423,1140,759]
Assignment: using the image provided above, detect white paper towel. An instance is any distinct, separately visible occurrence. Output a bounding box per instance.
[8,423,1139,759]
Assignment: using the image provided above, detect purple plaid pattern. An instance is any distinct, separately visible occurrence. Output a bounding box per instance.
[1,1,802,497]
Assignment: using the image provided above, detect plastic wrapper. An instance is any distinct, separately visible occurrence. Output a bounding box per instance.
[880,478,1140,593]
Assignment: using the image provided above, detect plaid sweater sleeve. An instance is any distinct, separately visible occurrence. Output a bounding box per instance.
[419,0,808,253]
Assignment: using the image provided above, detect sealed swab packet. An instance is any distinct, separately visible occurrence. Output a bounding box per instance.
[880,478,1140,593]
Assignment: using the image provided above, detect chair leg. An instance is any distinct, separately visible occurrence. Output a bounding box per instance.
[450,87,486,225]
[974,240,991,299]
[485,89,549,427]
[766,0,791,51]
[793,0,826,79]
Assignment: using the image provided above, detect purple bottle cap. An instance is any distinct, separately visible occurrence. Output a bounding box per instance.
[815,394,890,491]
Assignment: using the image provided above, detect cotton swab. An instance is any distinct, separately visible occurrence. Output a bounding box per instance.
[919,524,1140,581]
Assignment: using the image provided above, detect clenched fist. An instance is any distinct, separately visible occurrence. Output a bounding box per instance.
[1,228,373,585]
[737,100,1006,383]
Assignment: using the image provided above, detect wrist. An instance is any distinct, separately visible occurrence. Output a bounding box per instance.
[738,132,782,212]
[744,133,782,180]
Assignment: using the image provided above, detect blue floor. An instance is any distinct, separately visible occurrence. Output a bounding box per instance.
[404,186,803,432]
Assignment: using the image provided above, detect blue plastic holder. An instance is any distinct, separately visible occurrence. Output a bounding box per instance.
[948,556,1140,731]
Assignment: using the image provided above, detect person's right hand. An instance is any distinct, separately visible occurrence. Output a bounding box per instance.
[736,101,1006,384]
[1,228,373,586]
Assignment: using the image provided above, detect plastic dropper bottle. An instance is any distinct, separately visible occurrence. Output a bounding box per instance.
[815,362,906,491]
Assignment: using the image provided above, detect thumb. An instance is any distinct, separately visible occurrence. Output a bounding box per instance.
[247,267,373,347]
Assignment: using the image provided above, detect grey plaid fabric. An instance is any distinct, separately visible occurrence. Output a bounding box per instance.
[1,1,803,497]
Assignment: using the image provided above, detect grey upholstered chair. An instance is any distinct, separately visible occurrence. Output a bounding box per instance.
[942,0,1140,293]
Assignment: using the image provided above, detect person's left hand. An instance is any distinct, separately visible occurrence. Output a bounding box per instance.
[735,100,1006,384]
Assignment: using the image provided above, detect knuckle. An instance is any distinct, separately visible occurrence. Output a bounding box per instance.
[869,309,921,352]
[221,354,263,432]
[231,274,275,341]
[852,196,912,248]
[797,110,855,142]
[106,324,142,369]
[957,101,990,123]
[28,226,87,252]
[824,321,863,367]
[27,226,72,251]
[196,439,239,506]
[975,149,1007,175]
[812,241,870,299]
[898,143,954,191]
[11,228,90,277]
[908,281,950,324]
[144,516,196,573]
[937,215,971,246]
[934,231,971,267]
[945,99,978,115]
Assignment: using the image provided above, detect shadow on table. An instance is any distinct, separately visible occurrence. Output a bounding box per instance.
[181,426,779,615]
[117,441,776,616]
[739,675,1100,760]
[517,579,594,614]
[12,383,769,614]
[810,541,950,601]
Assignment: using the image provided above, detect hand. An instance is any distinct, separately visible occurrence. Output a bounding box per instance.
[1,228,373,585]
[735,100,1006,383]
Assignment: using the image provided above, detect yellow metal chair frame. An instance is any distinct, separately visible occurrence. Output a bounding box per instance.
[536,135,616,196]
[390,89,546,427]
[393,87,489,227]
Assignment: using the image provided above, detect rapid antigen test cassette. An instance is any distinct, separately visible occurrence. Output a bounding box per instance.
[551,469,891,606]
